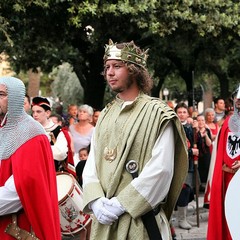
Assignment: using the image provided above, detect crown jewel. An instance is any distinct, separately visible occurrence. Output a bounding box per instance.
[103,39,149,68]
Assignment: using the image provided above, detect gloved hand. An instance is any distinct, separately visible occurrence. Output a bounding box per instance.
[104,197,125,217]
[90,197,118,225]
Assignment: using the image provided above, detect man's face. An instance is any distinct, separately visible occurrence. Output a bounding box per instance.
[24,96,31,113]
[104,60,134,93]
[32,105,50,125]
[0,84,8,120]
[176,107,189,122]
[215,99,225,111]
[93,111,100,124]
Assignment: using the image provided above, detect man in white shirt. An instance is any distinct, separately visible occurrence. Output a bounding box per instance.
[31,96,74,173]
[82,40,188,240]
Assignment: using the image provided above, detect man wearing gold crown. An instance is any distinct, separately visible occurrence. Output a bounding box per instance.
[82,40,188,240]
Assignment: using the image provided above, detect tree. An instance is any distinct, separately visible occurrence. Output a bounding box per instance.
[50,62,84,108]
[1,0,240,108]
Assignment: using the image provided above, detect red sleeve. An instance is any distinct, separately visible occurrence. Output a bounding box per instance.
[12,135,61,240]
[61,128,76,177]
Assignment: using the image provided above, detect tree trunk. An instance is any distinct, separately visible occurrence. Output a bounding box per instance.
[202,75,214,110]
[27,68,41,97]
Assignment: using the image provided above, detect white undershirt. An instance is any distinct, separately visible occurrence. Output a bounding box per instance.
[83,121,175,207]
[44,119,68,161]
[0,175,22,215]
[0,123,69,215]
[51,131,68,161]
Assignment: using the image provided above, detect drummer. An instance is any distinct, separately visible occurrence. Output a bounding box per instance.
[31,97,76,175]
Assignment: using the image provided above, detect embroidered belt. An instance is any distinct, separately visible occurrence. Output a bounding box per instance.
[222,164,236,174]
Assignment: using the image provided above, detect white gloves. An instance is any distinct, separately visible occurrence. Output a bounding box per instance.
[90,197,125,225]
[105,197,125,217]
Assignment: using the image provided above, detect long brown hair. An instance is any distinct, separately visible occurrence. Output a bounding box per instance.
[103,42,153,95]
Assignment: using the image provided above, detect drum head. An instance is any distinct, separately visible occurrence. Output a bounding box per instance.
[56,173,74,202]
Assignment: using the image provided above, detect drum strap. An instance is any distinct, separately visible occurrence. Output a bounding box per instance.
[126,161,163,240]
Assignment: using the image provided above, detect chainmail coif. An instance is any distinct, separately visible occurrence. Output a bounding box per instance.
[0,76,45,160]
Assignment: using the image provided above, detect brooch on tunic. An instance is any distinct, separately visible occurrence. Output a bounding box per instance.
[104,147,117,162]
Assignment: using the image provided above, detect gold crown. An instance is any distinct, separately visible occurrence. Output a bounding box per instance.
[103,39,149,68]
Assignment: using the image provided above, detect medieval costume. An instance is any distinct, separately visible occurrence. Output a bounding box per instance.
[207,116,234,239]
[0,77,61,239]
[32,97,75,176]
[208,86,240,240]
[83,93,188,240]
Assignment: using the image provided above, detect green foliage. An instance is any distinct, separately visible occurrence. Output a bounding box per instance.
[0,0,240,107]
[66,0,240,37]
[49,62,84,109]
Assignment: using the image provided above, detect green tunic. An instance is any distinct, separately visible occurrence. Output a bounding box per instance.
[83,93,188,240]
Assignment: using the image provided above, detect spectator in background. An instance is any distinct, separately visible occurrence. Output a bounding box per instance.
[175,102,199,230]
[205,108,219,146]
[66,104,78,127]
[79,147,90,161]
[224,97,234,117]
[188,106,199,118]
[53,102,68,125]
[69,104,94,166]
[76,147,90,187]
[24,94,31,114]
[92,109,101,126]
[195,114,212,191]
[187,106,198,125]
[50,113,64,126]
[213,97,225,126]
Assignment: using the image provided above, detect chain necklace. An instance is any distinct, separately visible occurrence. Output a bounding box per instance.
[102,99,137,163]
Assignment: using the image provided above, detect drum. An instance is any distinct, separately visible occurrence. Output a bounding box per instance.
[56,172,91,235]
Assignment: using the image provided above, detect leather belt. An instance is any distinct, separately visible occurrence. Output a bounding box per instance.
[126,160,163,240]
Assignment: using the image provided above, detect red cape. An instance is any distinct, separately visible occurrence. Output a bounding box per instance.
[0,135,61,240]
[207,117,234,240]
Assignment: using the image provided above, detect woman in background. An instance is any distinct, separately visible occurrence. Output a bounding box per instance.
[69,104,94,166]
